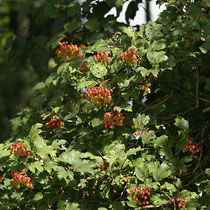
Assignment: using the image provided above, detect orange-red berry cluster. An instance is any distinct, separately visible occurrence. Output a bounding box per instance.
[169,197,186,208]
[97,161,109,172]
[10,172,34,189]
[103,108,125,128]
[81,179,98,197]
[9,143,30,157]
[129,187,151,206]
[182,139,201,154]
[139,80,151,94]
[120,174,130,185]
[93,51,111,65]
[134,130,148,136]
[84,87,113,107]
[56,42,84,60]
[120,49,137,66]
[79,61,89,74]
[45,118,63,131]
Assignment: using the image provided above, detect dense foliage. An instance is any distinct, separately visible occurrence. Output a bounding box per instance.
[0,0,210,209]
[0,0,143,140]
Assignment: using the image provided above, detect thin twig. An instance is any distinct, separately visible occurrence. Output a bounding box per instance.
[140,91,173,114]
[135,205,163,209]
[195,65,199,108]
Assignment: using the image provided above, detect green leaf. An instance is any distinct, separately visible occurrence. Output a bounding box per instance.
[59,150,95,174]
[136,67,150,77]
[67,2,80,17]
[91,118,103,127]
[77,80,98,90]
[29,162,44,173]
[154,135,168,148]
[46,33,65,49]
[135,163,148,181]
[133,114,150,128]
[66,203,80,210]
[112,201,125,210]
[174,117,189,130]
[84,19,100,32]
[126,147,141,156]
[33,82,46,91]
[151,162,171,181]
[147,50,168,64]
[37,146,56,159]
[30,95,46,108]
[57,166,74,181]
[115,103,132,112]
[121,27,135,38]
[150,194,169,205]
[175,137,188,152]
[33,192,43,201]
[64,20,81,34]
[206,168,210,178]
[44,161,57,173]
[142,131,156,144]
[91,63,107,79]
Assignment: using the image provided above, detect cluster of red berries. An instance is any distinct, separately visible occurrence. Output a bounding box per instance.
[185,17,195,23]
[200,29,205,42]
[169,197,187,208]
[93,51,111,65]
[10,171,34,189]
[45,118,63,131]
[139,80,151,94]
[56,42,84,60]
[120,174,130,185]
[103,108,125,128]
[182,139,201,154]
[78,61,89,74]
[9,143,30,157]
[129,187,151,206]
[134,130,148,137]
[81,179,98,197]
[97,161,109,172]
[84,87,113,107]
[120,49,137,66]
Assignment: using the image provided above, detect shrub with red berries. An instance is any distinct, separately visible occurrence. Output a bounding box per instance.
[103,108,125,128]
[9,143,30,157]
[10,171,34,189]
[182,139,201,154]
[93,51,111,65]
[84,87,113,107]
[56,42,84,60]
[128,187,151,206]
[45,118,63,131]
[120,49,137,66]
[169,197,187,208]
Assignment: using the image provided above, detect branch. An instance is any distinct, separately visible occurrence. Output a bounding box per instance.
[140,91,173,114]
[202,107,210,113]
[195,65,199,108]
[135,205,163,209]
